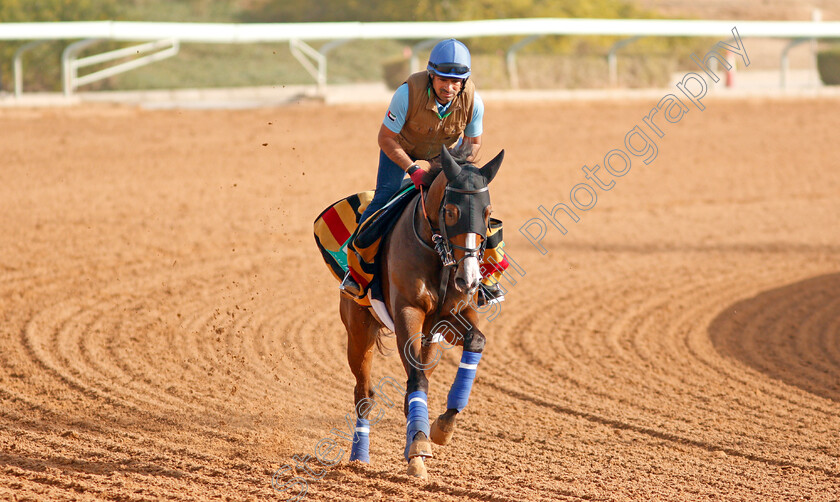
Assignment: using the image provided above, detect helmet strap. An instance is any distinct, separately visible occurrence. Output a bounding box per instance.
[457,76,469,97]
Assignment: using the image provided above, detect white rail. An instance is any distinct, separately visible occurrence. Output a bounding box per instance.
[1,19,839,42]
[2,19,839,96]
[63,38,179,96]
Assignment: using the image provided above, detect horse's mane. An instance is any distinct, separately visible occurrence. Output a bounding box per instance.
[427,149,474,182]
[447,149,472,166]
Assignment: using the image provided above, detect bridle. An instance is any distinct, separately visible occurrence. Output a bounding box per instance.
[415,185,488,266]
[440,185,489,262]
[412,182,490,313]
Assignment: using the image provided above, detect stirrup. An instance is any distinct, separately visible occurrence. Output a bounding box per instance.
[339,270,362,297]
[476,282,505,307]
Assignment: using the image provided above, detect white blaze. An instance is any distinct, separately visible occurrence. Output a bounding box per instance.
[462,233,482,291]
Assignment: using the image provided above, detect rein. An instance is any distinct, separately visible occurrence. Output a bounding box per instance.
[416,186,454,316]
[419,186,455,267]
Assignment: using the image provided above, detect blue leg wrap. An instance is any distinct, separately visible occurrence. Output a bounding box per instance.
[404,390,430,461]
[447,351,483,412]
[349,417,370,463]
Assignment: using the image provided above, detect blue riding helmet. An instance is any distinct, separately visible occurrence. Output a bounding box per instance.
[427,38,471,79]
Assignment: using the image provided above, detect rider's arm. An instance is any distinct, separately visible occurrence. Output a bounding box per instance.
[379,84,417,172]
[378,125,417,172]
[455,91,484,162]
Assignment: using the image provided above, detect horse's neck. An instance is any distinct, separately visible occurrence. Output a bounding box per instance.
[424,174,447,213]
[415,190,437,239]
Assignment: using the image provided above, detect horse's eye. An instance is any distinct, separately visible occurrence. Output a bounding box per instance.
[444,205,459,226]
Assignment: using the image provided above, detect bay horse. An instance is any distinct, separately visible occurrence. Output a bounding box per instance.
[339,146,504,479]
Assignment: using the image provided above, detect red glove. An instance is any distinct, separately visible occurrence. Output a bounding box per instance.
[407,164,428,190]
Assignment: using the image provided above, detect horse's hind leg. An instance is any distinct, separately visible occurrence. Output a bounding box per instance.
[431,326,486,446]
[340,296,381,463]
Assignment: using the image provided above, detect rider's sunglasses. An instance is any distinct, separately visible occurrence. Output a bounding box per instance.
[430,62,470,75]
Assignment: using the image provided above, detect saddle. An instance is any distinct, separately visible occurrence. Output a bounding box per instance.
[314,182,418,307]
[314,182,509,313]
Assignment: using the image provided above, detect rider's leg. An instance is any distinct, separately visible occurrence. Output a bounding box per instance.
[341,151,407,294]
[478,219,509,306]
[359,150,407,224]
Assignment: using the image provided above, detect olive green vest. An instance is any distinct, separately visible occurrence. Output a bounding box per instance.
[397,71,475,161]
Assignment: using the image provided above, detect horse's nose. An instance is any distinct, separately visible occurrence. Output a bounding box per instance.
[454,275,480,294]
[455,276,468,292]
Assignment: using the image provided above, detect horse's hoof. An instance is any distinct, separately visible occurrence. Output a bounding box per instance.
[430,413,456,445]
[408,436,433,458]
[407,457,428,479]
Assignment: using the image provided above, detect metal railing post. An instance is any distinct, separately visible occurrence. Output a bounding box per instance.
[409,39,440,74]
[13,40,47,98]
[62,38,102,97]
[289,39,328,94]
[607,36,641,88]
[811,9,822,86]
[506,35,540,89]
[780,37,809,89]
[317,39,350,91]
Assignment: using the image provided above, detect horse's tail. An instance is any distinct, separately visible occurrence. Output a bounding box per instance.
[375,328,395,356]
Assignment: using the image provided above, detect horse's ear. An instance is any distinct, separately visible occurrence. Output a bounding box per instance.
[441,145,462,181]
[479,149,504,184]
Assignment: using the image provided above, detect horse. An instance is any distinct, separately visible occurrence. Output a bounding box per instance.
[339,146,504,479]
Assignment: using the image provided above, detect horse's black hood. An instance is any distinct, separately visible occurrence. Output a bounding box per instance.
[439,147,504,239]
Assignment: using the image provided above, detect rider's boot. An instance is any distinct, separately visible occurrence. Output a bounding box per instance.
[476,281,505,307]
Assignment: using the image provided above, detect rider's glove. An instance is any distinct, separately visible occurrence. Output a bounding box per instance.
[407,164,428,190]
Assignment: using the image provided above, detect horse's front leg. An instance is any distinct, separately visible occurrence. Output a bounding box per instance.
[394,303,435,479]
[430,324,486,446]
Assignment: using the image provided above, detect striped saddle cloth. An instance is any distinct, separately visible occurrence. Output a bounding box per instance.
[313,185,418,306]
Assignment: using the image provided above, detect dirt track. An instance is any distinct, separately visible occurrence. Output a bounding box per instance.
[1,96,839,501]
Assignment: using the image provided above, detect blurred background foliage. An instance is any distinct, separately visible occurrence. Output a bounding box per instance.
[0,0,708,92]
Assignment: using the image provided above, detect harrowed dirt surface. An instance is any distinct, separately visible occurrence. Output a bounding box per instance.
[1,97,839,501]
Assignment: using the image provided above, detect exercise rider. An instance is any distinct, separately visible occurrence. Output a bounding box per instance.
[341,38,504,306]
